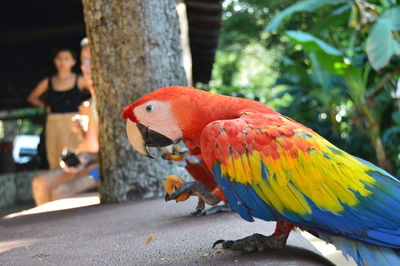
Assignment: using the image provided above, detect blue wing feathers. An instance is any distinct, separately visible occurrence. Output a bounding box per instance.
[214,157,400,249]
[321,234,400,266]
[212,164,274,222]
[237,183,275,221]
[295,187,400,248]
[354,155,399,182]
[212,165,254,222]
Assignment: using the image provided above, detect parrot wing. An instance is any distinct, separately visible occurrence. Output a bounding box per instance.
[200,111,400,248]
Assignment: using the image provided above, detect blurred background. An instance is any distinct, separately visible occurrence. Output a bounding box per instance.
[0,0,85,170]
[0,1,86,214]
[1,0,399,214]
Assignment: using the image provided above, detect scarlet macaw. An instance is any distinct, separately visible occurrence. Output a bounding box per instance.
[123,86,400,266]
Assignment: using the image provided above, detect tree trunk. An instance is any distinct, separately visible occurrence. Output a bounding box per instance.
[82,0,189,203]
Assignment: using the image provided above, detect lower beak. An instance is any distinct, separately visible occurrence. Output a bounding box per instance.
[126,120,175,158]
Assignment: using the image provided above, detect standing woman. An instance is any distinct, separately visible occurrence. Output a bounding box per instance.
[28,48,88,169]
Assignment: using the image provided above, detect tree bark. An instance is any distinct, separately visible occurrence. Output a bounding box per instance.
[82,0,188,203]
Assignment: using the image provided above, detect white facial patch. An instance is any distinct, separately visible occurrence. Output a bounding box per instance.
[133,100,182,142]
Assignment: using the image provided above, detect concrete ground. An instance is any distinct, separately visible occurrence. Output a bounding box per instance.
[0,194,351,265]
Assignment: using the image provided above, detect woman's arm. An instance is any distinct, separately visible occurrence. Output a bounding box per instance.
[63,110,99,173]
[77,75,85,90]
[78,75,95,97]
[27,78,48,107]
[78,75,91,91]
[74,107,99,154]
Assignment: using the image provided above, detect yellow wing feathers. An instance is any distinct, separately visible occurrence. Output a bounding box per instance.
[218,121,376,215]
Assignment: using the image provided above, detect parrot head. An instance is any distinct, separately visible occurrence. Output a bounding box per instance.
[122,87,189,158]
[123,86,275,158]
[123,86,216,158]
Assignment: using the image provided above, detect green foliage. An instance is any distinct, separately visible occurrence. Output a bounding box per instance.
[366,6,400,70]
[383,126,400,176]
[285,31,342,56]
[211,42,280,100]
[0,108,44,141]
[266,0,347,32]
[14,108,44,136]
[285,31,345,75]
[211,0,400,173]
[0,121,3,139]
[271,0,400,171]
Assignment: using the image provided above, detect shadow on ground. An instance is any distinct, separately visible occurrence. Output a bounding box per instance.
[0,201,35,218]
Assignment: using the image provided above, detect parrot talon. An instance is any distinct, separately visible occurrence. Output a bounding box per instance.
[165,193,171,202]
[169,181,221,206]
[212,233,288,253]
[196,203,233,216]
[212,239,226,248]
[191,197,211,216]
[173,145,187,154]
[161,145,187,162]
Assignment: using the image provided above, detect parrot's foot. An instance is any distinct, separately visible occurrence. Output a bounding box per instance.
[161,145,187,162]
[192,203,233,216]
[162,144,201,165]
[213,219,294,253]
[212,233,288,253]
[165,181,221,206]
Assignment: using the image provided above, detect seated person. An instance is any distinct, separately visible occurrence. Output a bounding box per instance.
[31,103,99,205]
[32,39,99,205]
[32,154,99,205]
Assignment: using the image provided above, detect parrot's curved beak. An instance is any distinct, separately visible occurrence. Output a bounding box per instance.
[126,119,175,159]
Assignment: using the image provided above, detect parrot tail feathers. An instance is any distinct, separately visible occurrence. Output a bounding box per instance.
[320,234,400,266]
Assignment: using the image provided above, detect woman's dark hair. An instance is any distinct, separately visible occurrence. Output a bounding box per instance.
[52,48,77,61]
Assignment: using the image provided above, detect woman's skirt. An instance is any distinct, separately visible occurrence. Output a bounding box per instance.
[45,113,80,169]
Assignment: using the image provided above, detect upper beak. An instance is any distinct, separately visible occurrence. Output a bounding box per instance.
[126,119,175,158]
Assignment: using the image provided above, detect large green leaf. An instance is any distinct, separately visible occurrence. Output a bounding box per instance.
[266,0,347,32]
[285,31,345,75]
[311,6,351,34]
[366,6,400,70]
[286,31,342,55]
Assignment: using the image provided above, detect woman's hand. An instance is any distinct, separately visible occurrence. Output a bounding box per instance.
[62,152,98,174]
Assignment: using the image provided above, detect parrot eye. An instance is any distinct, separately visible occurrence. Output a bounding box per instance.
[145,104,154,112]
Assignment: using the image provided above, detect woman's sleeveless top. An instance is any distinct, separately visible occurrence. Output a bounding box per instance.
[45,74,83,113]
